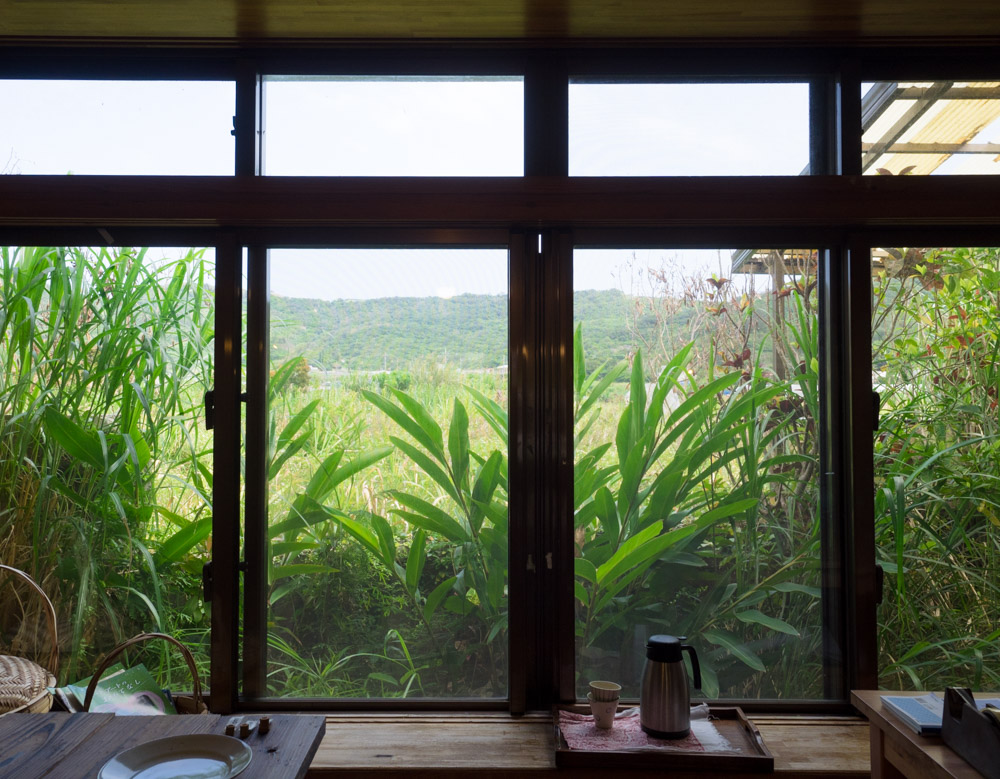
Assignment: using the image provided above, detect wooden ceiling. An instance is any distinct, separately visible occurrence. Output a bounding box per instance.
[2,0,1000,45]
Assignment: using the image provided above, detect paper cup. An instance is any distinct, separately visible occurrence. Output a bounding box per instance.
[588,692,619,729]
[589,680,622,702]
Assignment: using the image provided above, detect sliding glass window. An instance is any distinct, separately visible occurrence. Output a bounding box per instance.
[0,244,215,684]
[871,244,1000,689]
[251,246,509,699]
[573,245,828,698]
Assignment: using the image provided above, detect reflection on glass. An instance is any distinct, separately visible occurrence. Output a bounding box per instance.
[264,248,508,698]
[871,246,1000,689]
[0,81,234,175]
[263,77,524,176]
[569,83,810,175]
[862,82,1000,175]
[573,247,823,699]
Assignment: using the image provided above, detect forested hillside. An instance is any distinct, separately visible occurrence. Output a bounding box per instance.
[269,289,635,371]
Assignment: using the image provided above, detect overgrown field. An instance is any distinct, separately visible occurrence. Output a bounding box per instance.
[1,244,997,698]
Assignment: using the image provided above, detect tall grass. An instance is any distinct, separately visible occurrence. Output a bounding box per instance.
[0,246,214,682]
[3,243,997,698]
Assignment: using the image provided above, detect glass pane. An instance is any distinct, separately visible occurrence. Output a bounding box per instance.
[872,246,1000,689]
[569,83,810,175]
[264,248,508,698]
[573,247,824,699]
[0,246,214,685]
[0,81,235,175]
[263,77,524,175]
[862,82,1000,175]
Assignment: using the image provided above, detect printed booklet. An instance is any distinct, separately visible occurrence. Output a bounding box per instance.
[58,662,177,715]
[881,692,1000,735]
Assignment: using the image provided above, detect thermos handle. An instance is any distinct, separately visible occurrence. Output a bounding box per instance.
[682,644,702,690]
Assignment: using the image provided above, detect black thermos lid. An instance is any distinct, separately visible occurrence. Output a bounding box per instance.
[645,634,683,662]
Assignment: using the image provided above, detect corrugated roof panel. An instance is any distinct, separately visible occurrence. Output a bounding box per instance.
[863,80,1000,175]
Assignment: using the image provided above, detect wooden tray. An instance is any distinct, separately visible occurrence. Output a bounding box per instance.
[554,705,774,772]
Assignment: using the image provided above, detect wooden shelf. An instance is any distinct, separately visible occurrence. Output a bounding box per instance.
[305,712,871,777]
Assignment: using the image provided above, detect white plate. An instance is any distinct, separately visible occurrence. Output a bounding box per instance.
[99,733,252,779]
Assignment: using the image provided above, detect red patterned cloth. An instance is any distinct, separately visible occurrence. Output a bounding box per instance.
[558,708,706,752]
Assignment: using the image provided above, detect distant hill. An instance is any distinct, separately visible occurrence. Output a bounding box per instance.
[269,289,636,372]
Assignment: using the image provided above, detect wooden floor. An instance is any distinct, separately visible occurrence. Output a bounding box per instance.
[305,712,871,777]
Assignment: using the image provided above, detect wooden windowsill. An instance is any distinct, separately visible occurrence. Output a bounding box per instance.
[305,712,871,777]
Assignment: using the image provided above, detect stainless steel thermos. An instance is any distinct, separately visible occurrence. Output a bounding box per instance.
[639,634,702,738]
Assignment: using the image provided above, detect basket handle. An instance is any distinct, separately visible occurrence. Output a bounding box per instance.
[0,563,59,674]
[83,632,204,713]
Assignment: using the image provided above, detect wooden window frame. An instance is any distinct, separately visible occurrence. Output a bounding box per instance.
[3,44,1000,714]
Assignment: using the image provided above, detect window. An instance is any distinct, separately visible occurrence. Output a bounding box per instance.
[263,77,524,175]
[0,244,214,684]
[569,82,810,175]
[0,80,235,175]
[871,245,1000,690]
[862,81,1000,175]
[3,48,998,715]
[250,246,509,699]
[573,247,826,699]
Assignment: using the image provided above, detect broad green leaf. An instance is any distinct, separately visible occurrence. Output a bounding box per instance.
[371,514,397,567]
[448,399,471,493]
[470,451,504,535]
[735,609,801,637]
[390,436,461,506]
[405,529,427,594]
[573,322,586,396]
[268,432,311,482]
[275,399,319,451]
[327,512,382,559]
[391,389,446,454]
[444,593,476,616]
[271,563,334,581]
[595,522,660,585]
[155,516,212,565]
[772,582,822,598]
[702,628,766,672]
[42,408,105,470]
[594,487,620,546]
[577,361,628,423]
[629,351,646,440]
[389,492,470,543]
[270,541,316,557]
[465,385,509,444]
[574,557,598,584]
[424,576,458,622]
[363,389,444,460]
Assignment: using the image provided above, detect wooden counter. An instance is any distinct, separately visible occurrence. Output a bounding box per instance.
[305,712,871,778]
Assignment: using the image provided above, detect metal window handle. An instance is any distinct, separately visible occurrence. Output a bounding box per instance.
[204,390,215,430]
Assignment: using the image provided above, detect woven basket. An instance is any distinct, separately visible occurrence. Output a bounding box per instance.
[83,632,208,715]
[0,564,59,716]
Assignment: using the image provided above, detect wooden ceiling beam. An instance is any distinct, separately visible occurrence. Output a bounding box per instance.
[3,0,1000,44]
[4,175,1000,228]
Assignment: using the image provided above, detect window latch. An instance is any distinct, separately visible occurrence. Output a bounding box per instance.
[204,390,249,430]
[202,561,213,602]
[204,390,215,430]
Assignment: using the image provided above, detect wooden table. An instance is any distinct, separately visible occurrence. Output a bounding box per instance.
[0,712,325,779]
[852,690,988,779]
